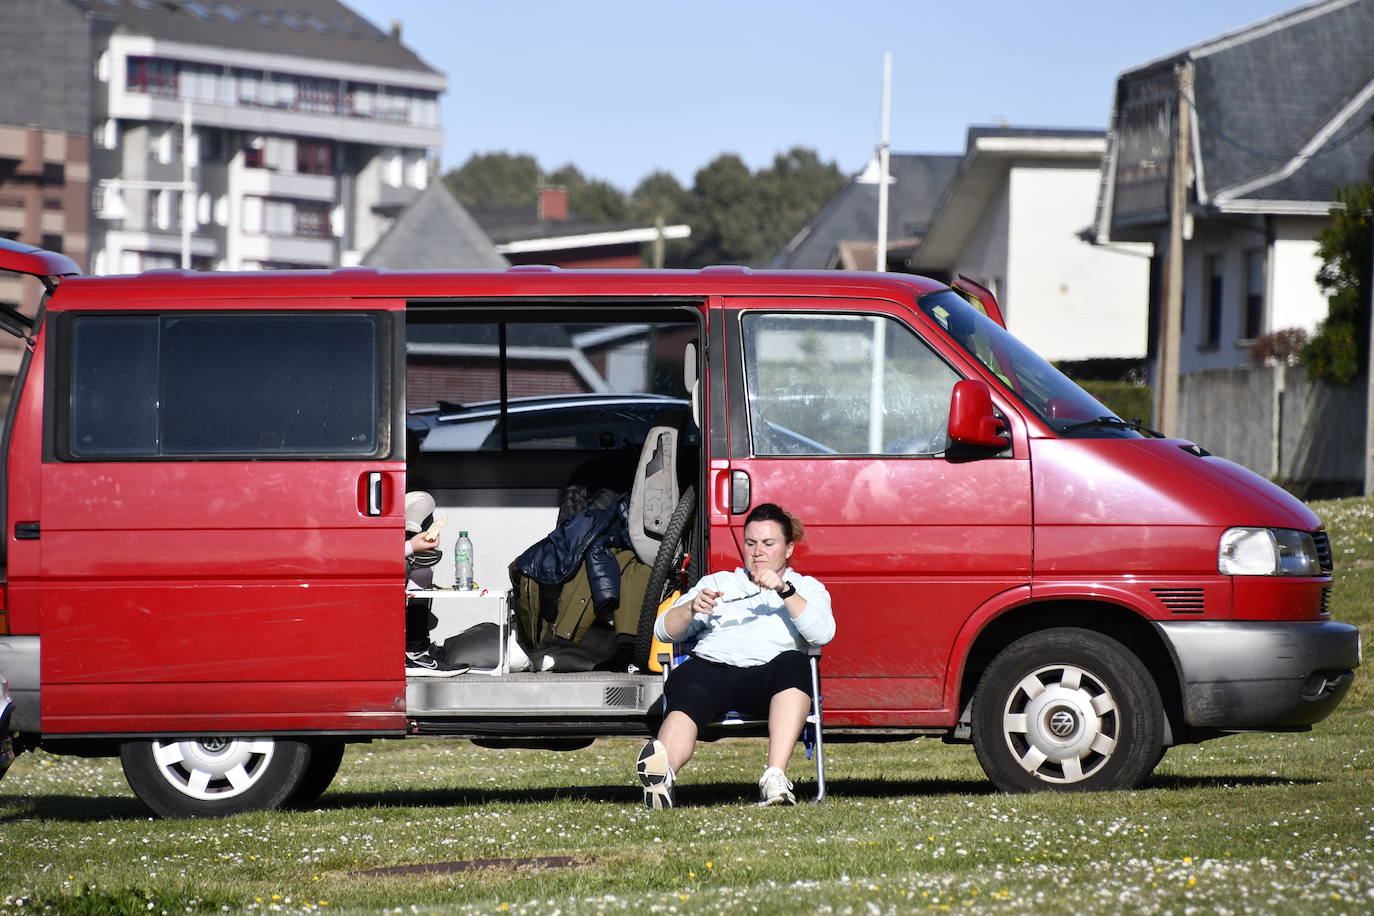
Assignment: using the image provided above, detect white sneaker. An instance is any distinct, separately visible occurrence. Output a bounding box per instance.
[636,739,675,809]
[758,766,796,806]
[405,649,470,678]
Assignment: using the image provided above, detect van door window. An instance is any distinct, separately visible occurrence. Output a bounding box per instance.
[741,312,959,456]
[64,312,384,458]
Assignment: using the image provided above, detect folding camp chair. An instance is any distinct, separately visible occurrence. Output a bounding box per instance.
[656,644,827,801]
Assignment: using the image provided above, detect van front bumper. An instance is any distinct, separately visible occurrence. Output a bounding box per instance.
[1155,620,1360,730]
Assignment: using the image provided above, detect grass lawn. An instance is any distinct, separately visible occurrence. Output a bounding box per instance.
[2,498,1371,915]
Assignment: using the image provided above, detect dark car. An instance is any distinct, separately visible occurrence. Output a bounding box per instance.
[408,393,692,452]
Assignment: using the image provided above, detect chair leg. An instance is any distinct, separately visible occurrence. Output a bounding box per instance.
[809,657,825,802]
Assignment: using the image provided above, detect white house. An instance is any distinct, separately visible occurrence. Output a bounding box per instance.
[912,127,1151,362]
[1095,0,1374,375]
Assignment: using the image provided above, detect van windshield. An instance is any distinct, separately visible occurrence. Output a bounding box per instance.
[918,289,1147,439]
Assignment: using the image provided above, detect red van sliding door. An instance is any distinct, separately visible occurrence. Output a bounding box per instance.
[714,301,1032,726]
[38,305,406,735]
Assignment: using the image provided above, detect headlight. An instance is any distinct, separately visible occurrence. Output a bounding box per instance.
[1218,527,1320,576]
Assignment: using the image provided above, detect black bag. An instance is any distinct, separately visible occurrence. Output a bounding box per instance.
[440,622,502,670]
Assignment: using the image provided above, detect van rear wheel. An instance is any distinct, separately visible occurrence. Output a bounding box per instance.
[120,736,310,818]
[971,628,1164,792]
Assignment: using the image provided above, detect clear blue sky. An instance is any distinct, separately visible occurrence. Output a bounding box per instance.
[345,0,1303,192]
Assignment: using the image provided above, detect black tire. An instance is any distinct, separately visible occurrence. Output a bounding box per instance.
[119,736,311,818]
[971,628,1164,793]
[284,740,346,809]
[634,485,696,668]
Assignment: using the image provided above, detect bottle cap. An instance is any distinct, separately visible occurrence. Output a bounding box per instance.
[459,530,469,536]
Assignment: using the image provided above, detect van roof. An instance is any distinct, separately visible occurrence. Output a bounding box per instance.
[40,265,949,307]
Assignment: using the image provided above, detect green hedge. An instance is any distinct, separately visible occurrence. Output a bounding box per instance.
[1077,380,1153,426]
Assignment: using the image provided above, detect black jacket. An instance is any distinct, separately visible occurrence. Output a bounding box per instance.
[513,497,631,611]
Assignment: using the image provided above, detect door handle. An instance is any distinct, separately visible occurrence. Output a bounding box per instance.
[365,471,383,517]
[730,470,751,515]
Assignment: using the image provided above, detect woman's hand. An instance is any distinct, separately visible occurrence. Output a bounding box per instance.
[692,589,723,616]
[750,561,785,593]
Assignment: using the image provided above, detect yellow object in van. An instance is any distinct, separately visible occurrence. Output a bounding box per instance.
[648,590,682,674]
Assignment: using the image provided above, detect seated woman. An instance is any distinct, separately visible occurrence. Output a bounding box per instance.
[636,502,835,808]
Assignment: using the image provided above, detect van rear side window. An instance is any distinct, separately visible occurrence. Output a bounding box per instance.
[62,312,386,459]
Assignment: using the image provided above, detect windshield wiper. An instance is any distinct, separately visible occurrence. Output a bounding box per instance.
[1056,416,1163,438]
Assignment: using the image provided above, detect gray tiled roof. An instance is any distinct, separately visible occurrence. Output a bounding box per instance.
[1195,0,1374,204]
[70,0,439,74]
[1127,0,1374,206]
[360,182,508,269]
[768,154,961,269]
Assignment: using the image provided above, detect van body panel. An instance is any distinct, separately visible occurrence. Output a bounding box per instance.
[1031,438,1321,530]
[25,294,407,736]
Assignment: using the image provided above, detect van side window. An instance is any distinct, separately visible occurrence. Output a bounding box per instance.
[741,312,959,456]
[65,313,384,459]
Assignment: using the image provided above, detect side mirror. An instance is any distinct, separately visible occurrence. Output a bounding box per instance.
[948,379,1009,448]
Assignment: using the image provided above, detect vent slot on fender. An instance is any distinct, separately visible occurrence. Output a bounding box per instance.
[1152,587,1205,614]
[604,685,643,708]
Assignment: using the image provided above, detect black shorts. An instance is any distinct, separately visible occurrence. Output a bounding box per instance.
[655,650,813,732]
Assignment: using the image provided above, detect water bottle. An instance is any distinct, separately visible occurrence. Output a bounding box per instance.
[454,530,474,590]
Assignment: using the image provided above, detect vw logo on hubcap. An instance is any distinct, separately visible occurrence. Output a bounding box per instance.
[1048,709,1077,737]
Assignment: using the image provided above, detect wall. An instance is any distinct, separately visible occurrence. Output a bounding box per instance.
[1178,365,1364,496]
[1269,215,1327,335]
[1178,215,1330,375]
[1006,163,1150,361]
[954,178,1010,301]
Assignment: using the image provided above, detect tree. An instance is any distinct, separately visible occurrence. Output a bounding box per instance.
[677,147,846,267]
[444,152,540,210]
[1302,182,1374,386]
[546,164,628,223]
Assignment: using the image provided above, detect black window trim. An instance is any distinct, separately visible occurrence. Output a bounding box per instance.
[46,308,394,463]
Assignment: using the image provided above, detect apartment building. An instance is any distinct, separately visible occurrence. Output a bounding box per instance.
[2,0,444,280]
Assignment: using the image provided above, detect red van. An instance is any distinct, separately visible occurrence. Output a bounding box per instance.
[0,238,1360,816]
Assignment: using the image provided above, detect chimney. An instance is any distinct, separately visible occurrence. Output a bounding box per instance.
[538,186,569,222]
[389,19,402,40]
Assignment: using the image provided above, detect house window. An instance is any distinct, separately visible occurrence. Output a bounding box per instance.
[297,77,340,114]
[297,140,333,175]
[1203,254,1223,350]
[294,202,331,239]
[127,56,178,97]
[1243,249,1265,341]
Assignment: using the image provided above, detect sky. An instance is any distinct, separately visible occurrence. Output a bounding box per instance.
[344,0,1305,192]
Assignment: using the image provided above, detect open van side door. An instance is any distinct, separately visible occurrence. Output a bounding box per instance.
[951,275,1006,328]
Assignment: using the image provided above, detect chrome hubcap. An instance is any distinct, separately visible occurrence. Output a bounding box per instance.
[1000,663,1118,784]
[151,737,275,800]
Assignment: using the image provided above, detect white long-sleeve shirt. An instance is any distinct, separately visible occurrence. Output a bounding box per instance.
[654,566,835,667]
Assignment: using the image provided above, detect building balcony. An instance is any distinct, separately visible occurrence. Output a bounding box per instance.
[108,92,443,150]
[237,168,337,202]
[237,233,335,266]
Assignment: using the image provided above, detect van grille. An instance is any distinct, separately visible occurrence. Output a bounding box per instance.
[1313,531,1333,572]
[604,685,643,708]
[1152,587,1205,614]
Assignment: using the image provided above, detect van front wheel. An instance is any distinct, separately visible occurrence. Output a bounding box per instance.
[120,736,310,818]
[971,628,1164,792]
